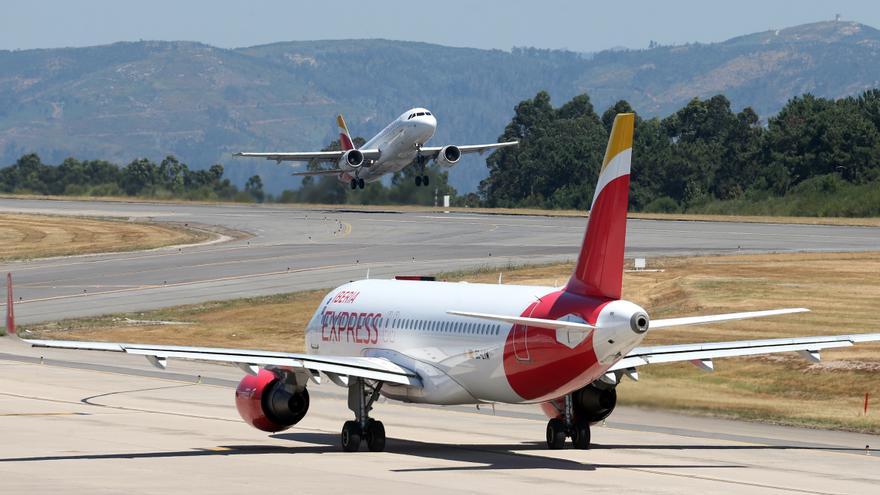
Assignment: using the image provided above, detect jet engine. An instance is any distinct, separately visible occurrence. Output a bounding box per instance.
[340,149,364,169]
[540,383,617,424]
[235,369,310,432]
[435,145,461,167]
[572,383,617,422]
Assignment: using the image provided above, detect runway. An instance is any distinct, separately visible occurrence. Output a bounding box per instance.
[1,338,877,494]
[1,198,879,493]
[2,198,878,324]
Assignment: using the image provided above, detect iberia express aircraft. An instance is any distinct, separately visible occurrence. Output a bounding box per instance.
[235,108,518,190]
[8,114,880,452]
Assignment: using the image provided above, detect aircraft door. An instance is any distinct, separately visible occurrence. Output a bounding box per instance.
[512,302,538,362]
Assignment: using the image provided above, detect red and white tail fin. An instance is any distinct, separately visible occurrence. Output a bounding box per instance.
[565,113,634,300]
[336,114,355,151]
[5,272,14,335]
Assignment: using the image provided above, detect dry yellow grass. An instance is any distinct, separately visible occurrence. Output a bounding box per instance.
[19,252,880,432]
[0,213,211,261]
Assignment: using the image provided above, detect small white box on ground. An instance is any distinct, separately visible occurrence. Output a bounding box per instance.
[634,258,646,270]
[443,195,450,208]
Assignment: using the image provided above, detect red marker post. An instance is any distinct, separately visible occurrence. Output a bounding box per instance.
[5,272,13,335]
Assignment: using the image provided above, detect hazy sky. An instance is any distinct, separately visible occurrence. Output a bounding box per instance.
[2,0,879,52]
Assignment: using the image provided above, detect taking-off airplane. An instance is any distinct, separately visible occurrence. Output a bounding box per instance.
[8,113,880,452]
[234,108,518,189]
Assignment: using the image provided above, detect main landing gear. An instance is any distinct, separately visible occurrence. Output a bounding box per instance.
[341,378,386,452]
[349,177,366,190]
[546,394,591,450]
[413,152,430,187]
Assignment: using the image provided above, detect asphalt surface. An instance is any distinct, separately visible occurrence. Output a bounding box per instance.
[1,198,879,493]
[1,338,877,494]
[2,198,878,324]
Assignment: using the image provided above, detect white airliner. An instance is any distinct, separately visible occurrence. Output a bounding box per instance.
[234,109,518,189]
[8,114,880,452]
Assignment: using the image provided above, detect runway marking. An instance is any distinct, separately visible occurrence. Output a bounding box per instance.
[616,466,844,495]
[4,261,354,306]
[0,389,240,424]
[0,412,89,417]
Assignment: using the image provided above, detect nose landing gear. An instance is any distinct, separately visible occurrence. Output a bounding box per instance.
[341,378,386,452]
[349,178,366,189]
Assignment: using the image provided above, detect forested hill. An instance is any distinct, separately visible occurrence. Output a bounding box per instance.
[2,20,879,193]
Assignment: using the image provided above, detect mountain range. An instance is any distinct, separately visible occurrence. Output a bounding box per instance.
[2,20,879,193]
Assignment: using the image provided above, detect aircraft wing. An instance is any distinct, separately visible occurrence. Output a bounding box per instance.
[21,339,422,387]
[609,333,880,372]
[291,169,345,177]
[420,141,519,159]
[234,149,381,163]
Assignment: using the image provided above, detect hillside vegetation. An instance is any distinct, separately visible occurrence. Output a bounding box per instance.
[3,87,880,217]
[2,20,880,193]
[481,90,880,216]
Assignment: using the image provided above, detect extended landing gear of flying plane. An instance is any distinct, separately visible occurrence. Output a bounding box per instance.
[546,394,591,450]
[350,178,366,190]
[341,378,386,452]
[413,152,430,187]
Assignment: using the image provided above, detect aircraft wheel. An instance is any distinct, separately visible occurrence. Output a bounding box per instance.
[422,175,430,186]
[350,179,358,190]
[415,175,422,187]
[571,420,591,449]
[546,418,566,449]
[364,419,386,452]
[341,420,362,452]
[358,178,365,189]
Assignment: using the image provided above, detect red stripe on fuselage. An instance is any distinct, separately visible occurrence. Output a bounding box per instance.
[502,289,611,401]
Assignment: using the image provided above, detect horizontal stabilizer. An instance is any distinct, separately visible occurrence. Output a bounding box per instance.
[610,332,880,371]
[650,308,809,329]
[446,310,596,331]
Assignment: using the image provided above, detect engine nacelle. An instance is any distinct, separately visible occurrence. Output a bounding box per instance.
[235,369,310,432]
[435,145,461,167]
[339,149,364,169]
[539,384,617,424]
[573,383,617,423]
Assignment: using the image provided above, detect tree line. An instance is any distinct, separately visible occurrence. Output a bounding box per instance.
[0,154,253,201]
[2,89,879,216]
[481,90,880,216]
[0,147,457,206]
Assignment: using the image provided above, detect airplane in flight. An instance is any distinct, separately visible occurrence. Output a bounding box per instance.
[234,108,518,190]
[9,114,880,452]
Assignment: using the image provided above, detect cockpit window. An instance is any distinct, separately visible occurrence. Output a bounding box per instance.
[408,114,414,120]
[426,112,432,116]
[416,112,424,117]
